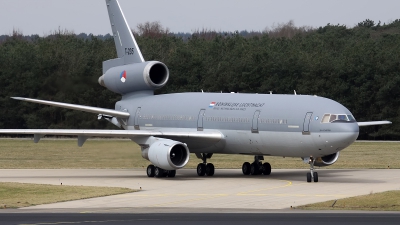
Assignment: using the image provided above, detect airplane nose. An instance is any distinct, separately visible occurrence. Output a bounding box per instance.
[346,122,360,133]
[340,123,359,145]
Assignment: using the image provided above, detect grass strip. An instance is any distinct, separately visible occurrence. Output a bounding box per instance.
[0,182,136,208]
[298,190,400,211]
[0,139,399,169]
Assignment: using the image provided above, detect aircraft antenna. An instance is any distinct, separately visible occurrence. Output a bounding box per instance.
[269,91,273,94]
[294,90,297,95]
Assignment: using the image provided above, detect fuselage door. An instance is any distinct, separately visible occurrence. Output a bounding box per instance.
[197,109,206,131]
[303,112,313,135]
[134,107,141,130]
[251,110,261,133]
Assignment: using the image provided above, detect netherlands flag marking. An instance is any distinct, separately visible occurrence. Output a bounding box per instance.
[120,70,127,83]
[209,102,216,108]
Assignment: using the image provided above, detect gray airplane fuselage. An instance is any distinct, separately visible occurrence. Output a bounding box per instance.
[118,92,359,158]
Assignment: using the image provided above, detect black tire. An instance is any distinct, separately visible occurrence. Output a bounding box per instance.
[206,163,215,176]
[146,165,155,177]
[307,172,312,182]
[197,163,206,176]
[167,170,176,177]
[262,162,271,175]
[313,172,318,182]
[250,163,259,175]
[242,162,251,175]
[155,167,165,178]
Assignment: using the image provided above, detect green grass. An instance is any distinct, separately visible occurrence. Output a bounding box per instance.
[0,182,136,208]
[0,139,399,169]
[298,190,400,211]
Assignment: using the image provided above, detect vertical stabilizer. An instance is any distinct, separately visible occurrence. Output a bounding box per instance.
[106,0,144,65]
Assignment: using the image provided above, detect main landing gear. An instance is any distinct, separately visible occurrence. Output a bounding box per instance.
[242,156,271,176]
[196,153,215,176]
[146,165,176,178]
[307,157,318,183]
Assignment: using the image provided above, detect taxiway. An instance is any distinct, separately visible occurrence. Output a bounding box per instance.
[0,169,399,211]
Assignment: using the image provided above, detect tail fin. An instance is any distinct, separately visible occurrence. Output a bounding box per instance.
[104,0,144,71]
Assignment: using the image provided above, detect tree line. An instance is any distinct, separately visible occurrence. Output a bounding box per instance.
[0,20,399,140]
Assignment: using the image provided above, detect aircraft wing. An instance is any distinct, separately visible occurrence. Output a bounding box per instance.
[358,121,392,127]
[0,129,223,147]
[11,97,130,119]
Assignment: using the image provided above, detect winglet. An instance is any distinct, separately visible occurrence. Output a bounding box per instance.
[106,0,144,64]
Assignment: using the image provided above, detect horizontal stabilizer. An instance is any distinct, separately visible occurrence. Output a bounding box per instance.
[11,97,130,119]
[358,121,392,127]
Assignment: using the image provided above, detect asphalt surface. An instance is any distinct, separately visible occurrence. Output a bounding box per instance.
[1,169,400,210]
[0,169,400,224]
[0,212,400,225]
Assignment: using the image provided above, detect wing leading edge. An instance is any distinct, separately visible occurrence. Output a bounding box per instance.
[0,129,223,147]
[358,121,392,127]
[11,97,129,119]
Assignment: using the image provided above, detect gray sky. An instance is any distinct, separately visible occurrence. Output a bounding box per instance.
[1,0,399,35]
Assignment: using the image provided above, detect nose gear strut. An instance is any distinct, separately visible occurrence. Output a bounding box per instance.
[307,157,318,182]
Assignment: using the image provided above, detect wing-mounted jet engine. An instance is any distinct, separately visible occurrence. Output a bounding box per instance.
[314,152,339,167]
[137,137,190,177]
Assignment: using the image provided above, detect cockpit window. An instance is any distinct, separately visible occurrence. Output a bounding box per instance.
[321,114,356,123]
[322,114,330,123]
[347,115,356,121]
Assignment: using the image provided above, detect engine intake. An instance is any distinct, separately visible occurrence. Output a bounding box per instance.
[314,152,340,167]
[145,139,190,170]
[98,61,169,94]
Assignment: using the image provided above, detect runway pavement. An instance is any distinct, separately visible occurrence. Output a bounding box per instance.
[1,212,400,225]
[0,168,400,211]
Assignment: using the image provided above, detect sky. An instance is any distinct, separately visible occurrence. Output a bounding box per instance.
[1,0,399,36]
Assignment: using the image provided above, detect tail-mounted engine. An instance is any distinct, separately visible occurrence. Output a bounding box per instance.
[314,152,340,167]
[98,61,169,94]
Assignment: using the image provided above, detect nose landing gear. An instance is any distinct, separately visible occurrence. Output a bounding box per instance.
[307,157,318,183]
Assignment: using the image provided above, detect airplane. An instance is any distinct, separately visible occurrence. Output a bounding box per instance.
[0,0,392,182]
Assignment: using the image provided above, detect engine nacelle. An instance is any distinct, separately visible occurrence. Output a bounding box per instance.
[98,61,169,94]
[314,152,340,167]
[144,139,190,170]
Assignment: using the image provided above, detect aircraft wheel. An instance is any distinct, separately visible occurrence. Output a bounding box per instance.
[146,165,155,177]
[206,163,215,176]
[242,162,251,175]
[155,167,165,178]
[197,163,206,176]
[167,170,176,178]
[306,172,312,182]
[250,163,259,175]
[262,162,271,175]
[313,172,318,182]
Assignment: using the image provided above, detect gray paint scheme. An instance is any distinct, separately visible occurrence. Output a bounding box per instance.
[0,0,391,170]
